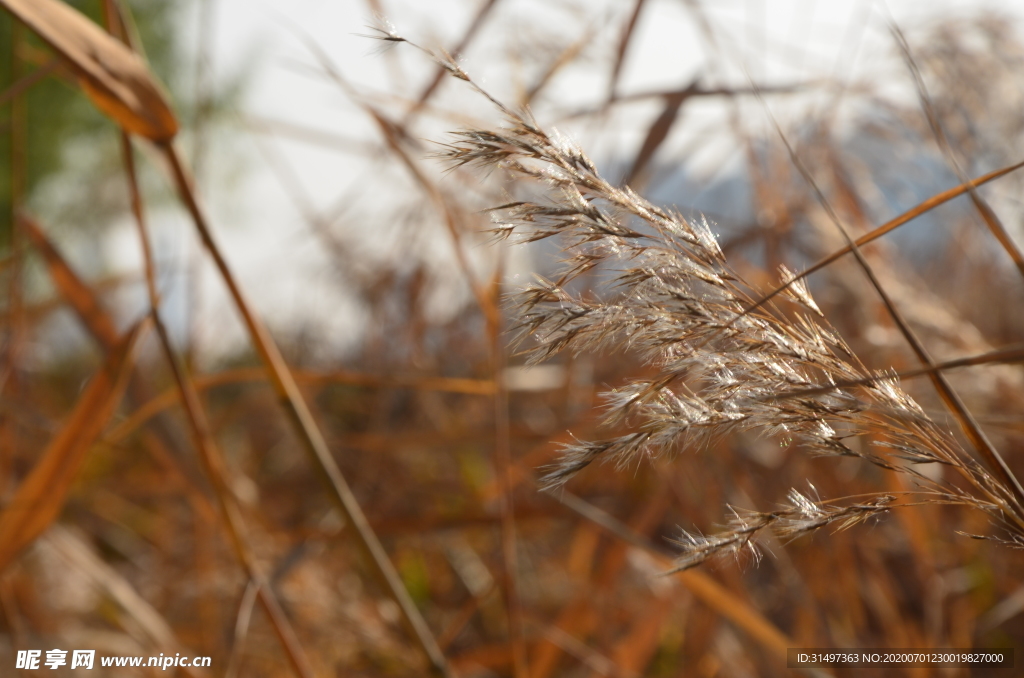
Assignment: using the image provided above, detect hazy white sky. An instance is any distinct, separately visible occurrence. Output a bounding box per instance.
[106,0,1021,364]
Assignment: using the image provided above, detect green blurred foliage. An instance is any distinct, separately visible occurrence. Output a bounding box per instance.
[0,0,185,244]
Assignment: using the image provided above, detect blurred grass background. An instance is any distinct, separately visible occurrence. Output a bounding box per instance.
[1,0,1024,676]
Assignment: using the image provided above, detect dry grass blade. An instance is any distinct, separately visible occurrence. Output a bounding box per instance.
[750,84,1024,517]
[622,79,699,188]
[771,343,1024,400]
[403,0,500,123]
[45,526,204,678]
[743,159,1024,316]
[549,491,795,666]
[0,57,60,107]
[608,0,647,101]
[159,142,452,677]
[0,320,147,573]
[0,0,177,140]
[19,212,119,347]
[890,22,1024,282]
[19,210,211,500]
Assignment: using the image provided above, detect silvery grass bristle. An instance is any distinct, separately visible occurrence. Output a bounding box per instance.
[369,21,1024,571]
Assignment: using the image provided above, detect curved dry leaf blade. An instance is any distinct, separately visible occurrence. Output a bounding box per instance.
[609,0,647,100]
[0,321,147,572]
[743,159,1024,315]
[46,526,176,648]
[549,491,795,666]
[674,569,791,662]
[406,0,500,119]
[623,83,696,187]
[19,212,119,347]
[0,0,178,141]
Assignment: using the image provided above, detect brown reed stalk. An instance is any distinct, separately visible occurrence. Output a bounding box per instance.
[0,0,450,671]
[117,114,315,678]
[158,143,452,676]
[376,22,1024,573]
[890,21,1024,282]
[98,7,316,675]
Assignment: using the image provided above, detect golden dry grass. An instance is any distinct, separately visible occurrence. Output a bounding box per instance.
[1,2,1024,677]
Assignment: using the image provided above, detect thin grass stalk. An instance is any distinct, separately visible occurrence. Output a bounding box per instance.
[608,0,647,102]
[546,491,797,665]
[225,580,259,678]
[117,104,316,678]
[105,367,496,446]
[300,41,497,328]
[158,141,452,677]
[438,580,497,652]
[521,27,592,107]
[682,0,1024,514]
[680,5,1024,486]
[743,159,1024,316]
[771,344,1024,400]
[402,0,500,125]
[753,89,1024,519]
[363,0,408,88]
[2,18,28,494]
[539,624,639,678]
[0,58,59,108]
[890,22,1024,282]
[489,257,528,678]
[97,5,316,669]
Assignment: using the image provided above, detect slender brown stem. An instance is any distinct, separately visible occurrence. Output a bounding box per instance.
[489,256,527,678]
[755,89,1024,521]
[608,0,647,101]
[299,41,496,329]
[2,19,28,496]
[225,580,260,678]
[767,344,1024,400]
[119,110,315,678]
[96,3,316,667]
[891,23,1024,282]
[158,141,452,677]
[402,0,501,125]
[686,0,1024,513]
[0,57,59,108]
[742,161,1024,317]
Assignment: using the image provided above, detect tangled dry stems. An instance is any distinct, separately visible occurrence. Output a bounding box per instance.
[375,22,1024,574]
